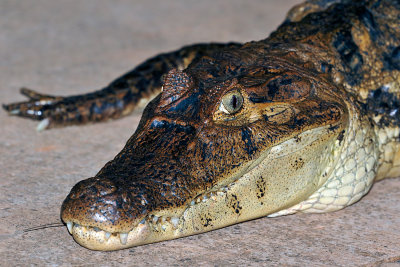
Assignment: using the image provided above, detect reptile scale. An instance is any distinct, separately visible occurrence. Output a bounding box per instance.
[3,0,400,251]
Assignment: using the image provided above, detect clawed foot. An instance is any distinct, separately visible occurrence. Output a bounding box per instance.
[3,88,62,131]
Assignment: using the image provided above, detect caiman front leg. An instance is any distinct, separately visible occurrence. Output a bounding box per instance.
[3,42,241,131]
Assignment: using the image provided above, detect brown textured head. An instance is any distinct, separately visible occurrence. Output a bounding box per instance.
[61,49,348,250]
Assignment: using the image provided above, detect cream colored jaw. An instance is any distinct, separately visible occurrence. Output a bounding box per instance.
[66,185,232,251]
[69,220,150,251]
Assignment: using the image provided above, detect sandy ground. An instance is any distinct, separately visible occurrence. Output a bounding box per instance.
[0,1,399,266]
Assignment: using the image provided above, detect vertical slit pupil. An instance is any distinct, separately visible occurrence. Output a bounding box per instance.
[231,95,237,109]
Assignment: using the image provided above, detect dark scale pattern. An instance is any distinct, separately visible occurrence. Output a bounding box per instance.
[365,86,400,127]
[333,28,364,85]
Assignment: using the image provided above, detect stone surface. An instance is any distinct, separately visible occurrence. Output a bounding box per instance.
[0,1,399,266]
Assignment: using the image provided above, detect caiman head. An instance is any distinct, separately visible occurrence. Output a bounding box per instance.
[61,49,348,250]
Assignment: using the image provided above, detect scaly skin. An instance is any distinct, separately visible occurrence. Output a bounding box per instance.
[3,0,400,251]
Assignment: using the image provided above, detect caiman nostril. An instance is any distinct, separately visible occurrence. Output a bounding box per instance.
[69,177,117,199]
[95,179,117,196]
[61,177,143,236]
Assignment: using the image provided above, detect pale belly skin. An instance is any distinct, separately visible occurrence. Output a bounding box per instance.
[3,0,400,251]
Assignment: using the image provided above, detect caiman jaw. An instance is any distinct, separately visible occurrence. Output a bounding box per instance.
[61,121,344,251]
[63,184,233,251]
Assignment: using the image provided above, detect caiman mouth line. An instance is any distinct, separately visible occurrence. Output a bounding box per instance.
[63,124,341,251]
[65,185,232,249]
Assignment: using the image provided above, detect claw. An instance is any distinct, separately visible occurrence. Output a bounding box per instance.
[3,87,59,124]
[9,109,21,115]
[20,87,57,101]
[36,118,50,132]
[2,103,11,112]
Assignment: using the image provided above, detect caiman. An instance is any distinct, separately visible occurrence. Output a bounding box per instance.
[3,0,400,251]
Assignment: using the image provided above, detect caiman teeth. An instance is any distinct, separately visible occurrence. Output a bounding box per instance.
[65,185,232,246]
[120,233,128,245]
[170,217,179,228]
[36,118,49,132]
[104,231,112,241]
[66,222,73,234]
[152,215,159,224]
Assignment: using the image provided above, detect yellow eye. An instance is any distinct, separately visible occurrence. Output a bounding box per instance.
[220,90,244,114]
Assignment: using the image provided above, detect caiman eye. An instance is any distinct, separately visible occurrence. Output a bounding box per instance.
[220,90,244,114]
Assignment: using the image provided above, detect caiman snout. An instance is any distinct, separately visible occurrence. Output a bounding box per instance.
[61,177,139,232]
[61,176,152,249]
